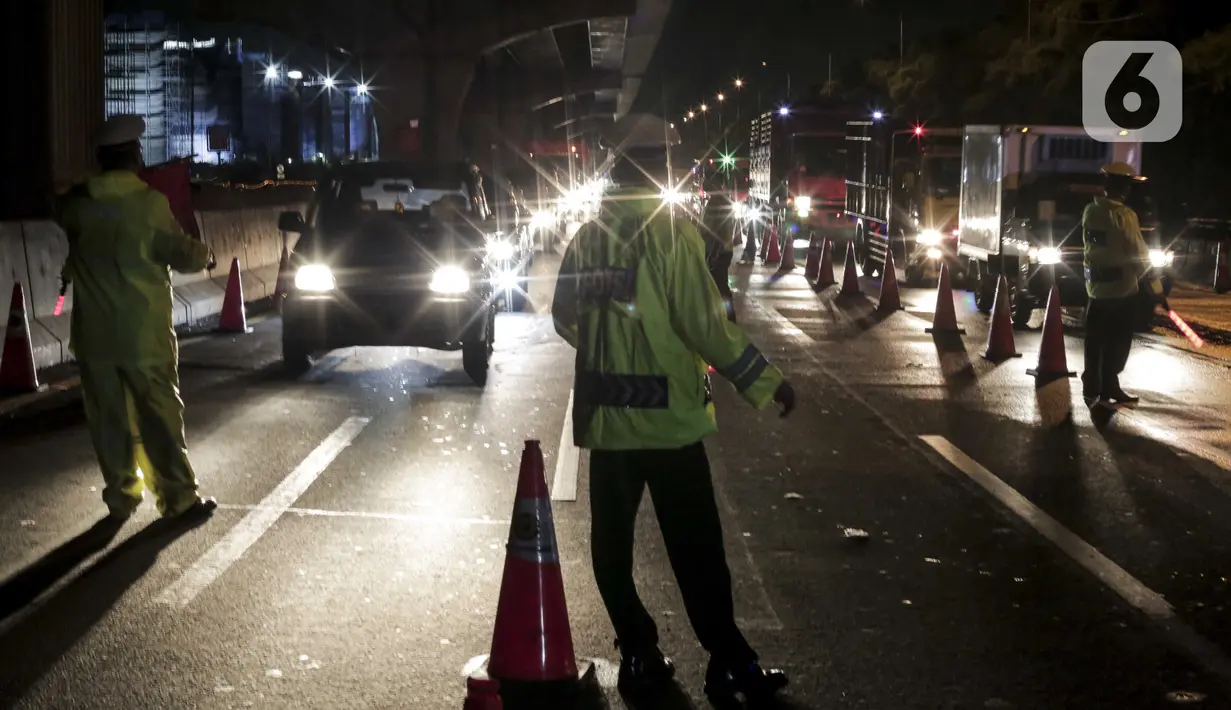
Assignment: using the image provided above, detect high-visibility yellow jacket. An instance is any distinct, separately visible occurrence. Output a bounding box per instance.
[553,187,783,451]
[56,170,212,364]
[1082,195,1162,300]
[700,194,737,255]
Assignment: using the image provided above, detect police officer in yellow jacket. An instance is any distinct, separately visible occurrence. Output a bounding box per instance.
[57,115,218,522]
[700,172,738,322]
[1081,162,1167,407]
[553,114,795,702]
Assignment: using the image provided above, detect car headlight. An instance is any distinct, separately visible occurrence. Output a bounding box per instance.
[660,188,683,204]
[530,211,553,230]
[294,264,335,291]
[794,196,812,217]
[916,229,942,246]
[1034,247,1062,265]
[429,266,471,294]
[487,239,516,261]
[926,247,944,260]
[1149,249,1174,268]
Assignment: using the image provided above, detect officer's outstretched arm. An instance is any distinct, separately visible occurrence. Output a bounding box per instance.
[552,232,581,348]
[667,221,783,409]
[148,192,212,273]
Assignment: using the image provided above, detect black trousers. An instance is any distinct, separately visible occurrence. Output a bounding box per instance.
[1083,296,1136,395]
[589,443,756,664]
[709,251,736,322]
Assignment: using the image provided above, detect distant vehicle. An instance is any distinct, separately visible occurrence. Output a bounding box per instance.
[844,118,964,286]
[956,125,1172,327]
[276,161,533,384]
[749,99,860,257]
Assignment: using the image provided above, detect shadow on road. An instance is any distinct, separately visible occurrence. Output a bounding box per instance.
[0,514,210,705]
[0,517,125,623]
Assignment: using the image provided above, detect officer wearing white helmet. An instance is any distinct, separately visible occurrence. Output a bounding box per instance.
[56,114,218,523]
[1081,161,1166,408]
[552,113,794,702]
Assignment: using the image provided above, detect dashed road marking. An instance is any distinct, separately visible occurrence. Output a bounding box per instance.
[156,415,370,608]
[551,388,580,502]
[215,503,508,526]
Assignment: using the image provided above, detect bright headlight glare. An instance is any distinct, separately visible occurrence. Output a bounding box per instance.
[794,196,812,214]
[1149,249,1173,268]
[430,266,470,294]
[294,264,335,291]
[530,211,553,230]
[926,247,943,260]
[488,239,515,261]
[1036,247,1062,265]
[661,189,683,204]
[917,229,942,246]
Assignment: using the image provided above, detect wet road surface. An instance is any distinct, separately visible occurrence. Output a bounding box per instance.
[2,251,1231,709]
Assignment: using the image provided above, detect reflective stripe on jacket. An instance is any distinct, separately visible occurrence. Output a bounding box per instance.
[553,187,783,451]
[1082,195,1162,300]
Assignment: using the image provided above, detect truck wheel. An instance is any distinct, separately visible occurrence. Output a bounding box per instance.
[463,309,495,386]
[975,265,996,314]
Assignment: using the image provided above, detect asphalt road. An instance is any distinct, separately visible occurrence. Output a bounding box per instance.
[3,247,1231,709]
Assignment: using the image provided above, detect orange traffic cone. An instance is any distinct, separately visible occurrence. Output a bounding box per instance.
[925,263,966,334]
[272,243,290,312]
[839,240,861,296]
[803,234,820,280]
[877,246,903,313]
[779,229,796,270]
[486,441,593,698]
[764,226,781,264]
[1215,241,1231,294]
[0,283,41,394]
[816,238,836,288]
[463,674,503,710]
[982,274,1021,361]
[217,258,251,334]
[1027,285,1075,378]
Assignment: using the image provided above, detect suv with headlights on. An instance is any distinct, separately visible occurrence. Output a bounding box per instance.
[277,161,531,385]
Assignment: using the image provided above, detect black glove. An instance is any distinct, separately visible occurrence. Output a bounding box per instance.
[773,380,796,417]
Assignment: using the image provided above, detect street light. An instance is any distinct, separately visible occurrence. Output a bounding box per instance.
[323,76,335,89]
[734,78,743,88]
[357,83,369,95]
[717,93,725,102]
[264,64,278,80]
[700,104,708,112]
[688,111,695,119]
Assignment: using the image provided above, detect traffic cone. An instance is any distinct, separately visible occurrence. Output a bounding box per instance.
[982,274,1022,361]
[779,229,796,270]
[764,226,781,264]
[485,441,594,700]
[839,240,861,296]
[816,238,836,288]
[463,674,503,710]
[803,234,820,280]
[1027,285,1075,378]
[0,283,41,394]
[925,263,966,334]
[877,246,903,313]
[272,243,290,313]
[1215,241,1231,294]
[217,258,251,334]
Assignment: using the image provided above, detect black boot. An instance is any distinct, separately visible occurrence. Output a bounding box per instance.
[616,642,675,693]
[704,658,789,704]
[1103,386,1139,406]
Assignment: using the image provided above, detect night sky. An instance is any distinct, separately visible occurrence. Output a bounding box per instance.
[637,0,999,120]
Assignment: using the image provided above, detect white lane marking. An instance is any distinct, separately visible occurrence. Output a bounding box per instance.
[919,435,1171,617]
[551,388,580,501]
[920,435,1231,685]
[156,416,370,608]
[215,503,508,526]
[706,441,784,632]
[747,296,1231,683]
